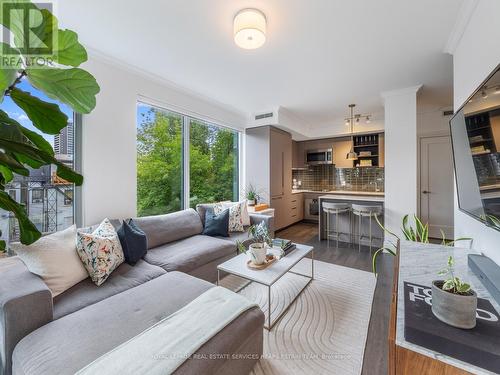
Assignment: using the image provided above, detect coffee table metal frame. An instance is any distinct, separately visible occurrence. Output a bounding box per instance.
[217,245,314,330]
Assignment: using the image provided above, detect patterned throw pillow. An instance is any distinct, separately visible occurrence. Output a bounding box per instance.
[214,201,244,232]
[76,218,125,286]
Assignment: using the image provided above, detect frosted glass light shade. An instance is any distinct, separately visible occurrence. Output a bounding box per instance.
[234,9,266,49]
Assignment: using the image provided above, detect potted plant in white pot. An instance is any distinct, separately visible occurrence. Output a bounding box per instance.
[245,184,259,206]
[432,256,477,329]
[237,222,271,265]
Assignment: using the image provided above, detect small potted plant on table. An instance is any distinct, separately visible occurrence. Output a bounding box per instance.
[237,222,271,265]
[432,256,477,329]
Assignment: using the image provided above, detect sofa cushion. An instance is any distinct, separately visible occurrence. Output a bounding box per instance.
[117,219,148,265]
[134,209,203,249]
[12,272,263,375]
[53,260,166,320]
[143,235,236,273]
[202,208,229,237]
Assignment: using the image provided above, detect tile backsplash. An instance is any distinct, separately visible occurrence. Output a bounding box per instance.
[292,165,384,192]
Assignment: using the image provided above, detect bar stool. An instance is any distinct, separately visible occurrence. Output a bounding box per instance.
[323,202,352,248]
[351,204,384,252]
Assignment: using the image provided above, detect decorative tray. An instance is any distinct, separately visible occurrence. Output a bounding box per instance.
[247,255,277,270]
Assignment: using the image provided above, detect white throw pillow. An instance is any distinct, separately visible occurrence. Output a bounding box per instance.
[11,225,88,297]
[76,218,124,286]
[214,201,245,232]
[216,201,250,226]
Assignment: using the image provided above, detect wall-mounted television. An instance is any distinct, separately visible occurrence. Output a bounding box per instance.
[450,64,500,231]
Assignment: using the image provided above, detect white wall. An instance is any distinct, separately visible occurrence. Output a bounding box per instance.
[80,53,247,225]
[382,86,421,237]
[452,0,500,265]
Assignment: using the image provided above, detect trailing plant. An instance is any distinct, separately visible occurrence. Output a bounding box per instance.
[0,0,100,249]
[371,214,472,275]
[437,256,472,295]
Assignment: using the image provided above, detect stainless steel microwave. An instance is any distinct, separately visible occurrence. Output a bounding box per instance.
[306,149,333,165]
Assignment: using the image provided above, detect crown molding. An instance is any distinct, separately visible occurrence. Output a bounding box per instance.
[85,47,249,122]
[443,0,480,55]
[380,84,423,101]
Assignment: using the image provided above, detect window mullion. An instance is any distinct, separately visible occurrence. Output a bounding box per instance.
[182,116,190,210]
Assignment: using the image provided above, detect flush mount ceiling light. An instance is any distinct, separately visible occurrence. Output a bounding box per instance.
[234,9,266,50]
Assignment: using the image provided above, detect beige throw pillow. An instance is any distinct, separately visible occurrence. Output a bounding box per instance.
[11,224,88,297]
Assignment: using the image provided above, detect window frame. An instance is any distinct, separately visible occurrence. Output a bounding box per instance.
[136,100,241,215]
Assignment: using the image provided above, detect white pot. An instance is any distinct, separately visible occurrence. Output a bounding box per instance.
[249,243,267,265]
[247,198,256,206]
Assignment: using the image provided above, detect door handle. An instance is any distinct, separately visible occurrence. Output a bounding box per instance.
[422,191,430,194]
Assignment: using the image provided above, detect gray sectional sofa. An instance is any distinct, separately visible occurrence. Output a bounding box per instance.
[0,208,274,375]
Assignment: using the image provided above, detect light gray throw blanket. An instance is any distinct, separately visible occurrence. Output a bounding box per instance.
[76,286,258,375]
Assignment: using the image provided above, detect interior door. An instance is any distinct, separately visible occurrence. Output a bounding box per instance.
[420,136,454,239]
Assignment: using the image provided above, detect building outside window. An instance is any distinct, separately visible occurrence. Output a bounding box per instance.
[0,79,76,246]
[136,102,239,217]
[31,189,43,204]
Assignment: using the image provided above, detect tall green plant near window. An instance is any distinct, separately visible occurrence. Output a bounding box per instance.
[0,1,100,249]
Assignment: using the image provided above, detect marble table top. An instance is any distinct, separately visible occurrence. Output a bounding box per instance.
[397,241,500,375]
[318,194,385,202]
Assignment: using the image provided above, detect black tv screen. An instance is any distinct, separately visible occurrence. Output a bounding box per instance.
[450,64,500,231]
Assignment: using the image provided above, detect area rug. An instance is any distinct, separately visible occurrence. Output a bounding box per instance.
[219,259,377,375]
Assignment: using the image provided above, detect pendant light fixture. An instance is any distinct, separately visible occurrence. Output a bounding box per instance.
[346,104,358,161]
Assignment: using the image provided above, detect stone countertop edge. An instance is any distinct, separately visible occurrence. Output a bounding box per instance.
[396,240,500,375]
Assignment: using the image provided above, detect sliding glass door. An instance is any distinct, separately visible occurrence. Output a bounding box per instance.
[136,102,239,216]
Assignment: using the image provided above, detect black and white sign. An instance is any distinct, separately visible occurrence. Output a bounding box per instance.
[404,282,500,373]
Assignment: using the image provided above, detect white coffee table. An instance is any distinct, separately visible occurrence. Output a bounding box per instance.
[217,244,314,330]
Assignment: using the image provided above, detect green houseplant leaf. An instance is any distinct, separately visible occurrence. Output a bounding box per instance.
[27,67,99,113]
[10,88,68,134]
[54,29,88,67]
[0,190,41,245]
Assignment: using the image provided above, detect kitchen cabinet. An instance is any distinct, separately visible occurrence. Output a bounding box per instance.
[379,133,385,167]
[289,193,304,223]
[246,126,294,231]
[270,128,292,198]
[292,141,306,169]
[332,138,354,168]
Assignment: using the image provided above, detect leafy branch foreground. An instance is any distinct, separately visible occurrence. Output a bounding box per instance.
[0,1,100,249]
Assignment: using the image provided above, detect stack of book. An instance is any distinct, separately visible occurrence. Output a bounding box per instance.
[272,238,296,255]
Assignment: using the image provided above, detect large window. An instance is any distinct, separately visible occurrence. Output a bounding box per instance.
[0,80,76,246]
[136,102,239,216]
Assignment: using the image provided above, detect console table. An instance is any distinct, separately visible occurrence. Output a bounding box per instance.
[389,241,500,375]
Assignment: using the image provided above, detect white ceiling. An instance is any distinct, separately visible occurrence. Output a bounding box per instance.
[58,0,463,133]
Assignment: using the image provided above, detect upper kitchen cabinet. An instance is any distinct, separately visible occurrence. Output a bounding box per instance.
[292,141,306,169]
[379,133,385,167]
[332,137,354,168]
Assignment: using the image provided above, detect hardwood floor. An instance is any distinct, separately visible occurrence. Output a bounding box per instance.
[276,221,394,375]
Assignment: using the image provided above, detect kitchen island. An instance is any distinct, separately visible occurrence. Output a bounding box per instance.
[318,193,385,247]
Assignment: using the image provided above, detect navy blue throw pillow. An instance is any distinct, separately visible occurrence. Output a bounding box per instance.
[117,219,148,265]
[202,208,229,237]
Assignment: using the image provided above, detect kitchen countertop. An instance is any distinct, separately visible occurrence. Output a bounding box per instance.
[318,194,384,202]
[397,241,500,375]
[292,189,384,197]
